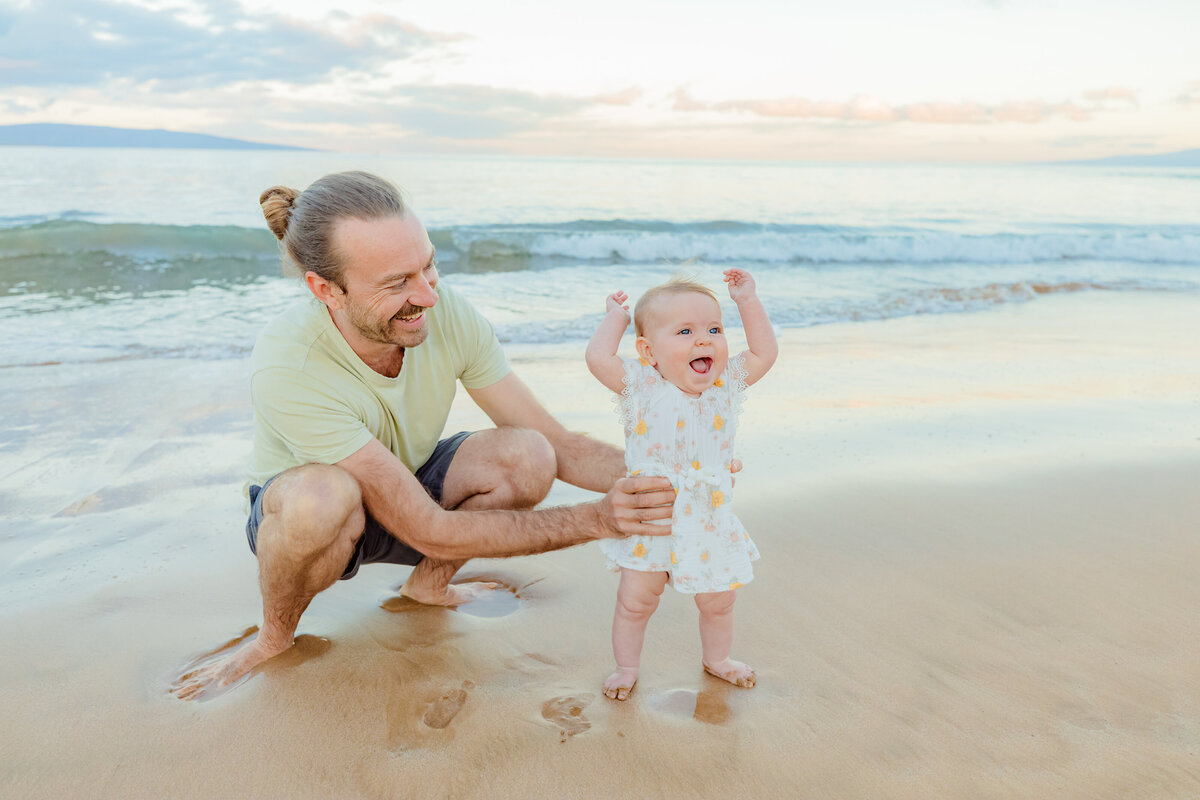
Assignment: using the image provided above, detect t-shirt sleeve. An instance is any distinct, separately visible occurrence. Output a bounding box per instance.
[251,367,375,465]
[445,287,510,389]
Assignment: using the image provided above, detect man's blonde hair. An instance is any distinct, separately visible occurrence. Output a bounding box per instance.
[633,275,719,336]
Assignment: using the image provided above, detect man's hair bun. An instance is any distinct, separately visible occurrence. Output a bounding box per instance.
[259,185,301,241]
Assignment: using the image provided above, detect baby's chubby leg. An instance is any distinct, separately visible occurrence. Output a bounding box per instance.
[695,590,756,688]
[605,568,669,701]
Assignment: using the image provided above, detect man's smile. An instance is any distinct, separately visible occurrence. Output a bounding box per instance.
[393,309,426,327]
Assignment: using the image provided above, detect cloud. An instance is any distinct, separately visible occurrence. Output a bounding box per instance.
[1175,80,1200,106]
[1081,86,1138,106]
[122,80,597,141]
[1050,134,1159,150]
[673,88,1096,125]
[0,95,53,114]
[993,100,1089,123]
[0,0,453,90]
[592,87,642,106]
[389,85,591,139]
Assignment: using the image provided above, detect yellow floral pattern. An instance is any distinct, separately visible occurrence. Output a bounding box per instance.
[599,355,759,594]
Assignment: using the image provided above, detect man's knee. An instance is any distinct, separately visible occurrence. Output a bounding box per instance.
[262,464,364,550]
[479,428,554,508]
[507,428,556,506]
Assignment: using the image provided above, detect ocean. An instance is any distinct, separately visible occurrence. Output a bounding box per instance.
[2,147,1197,367]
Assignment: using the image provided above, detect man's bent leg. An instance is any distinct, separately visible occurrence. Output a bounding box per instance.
[172,465,364,700]
[400,428,556,605]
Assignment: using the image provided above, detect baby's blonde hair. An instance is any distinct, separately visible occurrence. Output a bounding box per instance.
[633,275,719,336]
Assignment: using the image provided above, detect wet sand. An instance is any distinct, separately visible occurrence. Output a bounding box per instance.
[1,291,1198,799]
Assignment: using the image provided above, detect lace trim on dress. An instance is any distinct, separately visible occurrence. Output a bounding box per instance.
[613,357,639,434]
[730,352,749,420]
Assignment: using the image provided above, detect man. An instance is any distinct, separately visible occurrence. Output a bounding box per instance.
[171,172,672,700]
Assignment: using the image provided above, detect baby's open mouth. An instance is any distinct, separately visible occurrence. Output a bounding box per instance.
[690,357,713,374]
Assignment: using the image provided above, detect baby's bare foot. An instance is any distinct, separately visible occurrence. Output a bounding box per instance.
[603,667,639,701]
[702,658,756,688]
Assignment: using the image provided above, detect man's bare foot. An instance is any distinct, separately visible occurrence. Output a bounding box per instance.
[702,658,756,688]
[169,626,293,701]
[400,580,501,607]
[603,667,639,701]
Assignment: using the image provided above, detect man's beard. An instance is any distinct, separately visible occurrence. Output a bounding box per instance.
[345,298,430,348]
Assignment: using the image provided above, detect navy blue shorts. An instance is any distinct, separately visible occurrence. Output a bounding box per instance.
[245,431,472,580]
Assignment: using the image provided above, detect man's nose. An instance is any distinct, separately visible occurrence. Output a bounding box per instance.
[412,273,438,308]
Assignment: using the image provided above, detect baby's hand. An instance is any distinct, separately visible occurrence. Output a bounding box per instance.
[606,291,630,319]
[723,269,757,303]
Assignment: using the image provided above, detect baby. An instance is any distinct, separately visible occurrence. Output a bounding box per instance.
[585,269,778,700]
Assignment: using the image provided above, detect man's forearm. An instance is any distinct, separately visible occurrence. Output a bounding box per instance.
[548,429,626,493]
[363,478,605,562]
[422,503,604,561]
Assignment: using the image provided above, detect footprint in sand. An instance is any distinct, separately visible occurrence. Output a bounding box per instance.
[454,584,521,618]
[646,689,731,724]
[423,680,473,729]
[541,694,595,741]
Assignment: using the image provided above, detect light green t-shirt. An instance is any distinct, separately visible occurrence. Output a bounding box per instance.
[246,283,510,491]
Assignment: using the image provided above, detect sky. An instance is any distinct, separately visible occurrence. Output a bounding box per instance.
[0,0,1196,162]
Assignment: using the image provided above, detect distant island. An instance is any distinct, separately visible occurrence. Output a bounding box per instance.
[1051,149,1200,167]
[0,123,313,151]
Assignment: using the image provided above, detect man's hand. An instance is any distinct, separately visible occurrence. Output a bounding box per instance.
[597,475,675,538]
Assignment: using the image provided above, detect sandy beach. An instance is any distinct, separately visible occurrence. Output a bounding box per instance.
[1,290,1198,799]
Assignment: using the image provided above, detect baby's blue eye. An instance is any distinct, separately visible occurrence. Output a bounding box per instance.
[678,328,691,335]
[709,326,721,334]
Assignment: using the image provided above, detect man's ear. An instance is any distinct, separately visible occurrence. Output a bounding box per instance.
[305,270,345,310]
[635,336,656,365]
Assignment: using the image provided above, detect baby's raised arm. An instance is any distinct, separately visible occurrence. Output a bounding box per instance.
[723,269,778,385]
[585,291,631,394]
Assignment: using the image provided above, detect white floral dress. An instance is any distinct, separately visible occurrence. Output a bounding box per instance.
[599,354,760,594]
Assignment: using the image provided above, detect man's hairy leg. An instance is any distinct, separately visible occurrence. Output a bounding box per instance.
[171,465,363,700]
[400,428,556,606]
